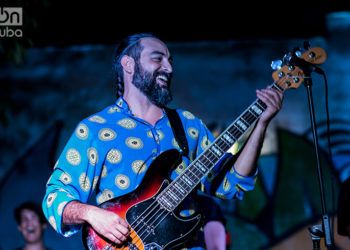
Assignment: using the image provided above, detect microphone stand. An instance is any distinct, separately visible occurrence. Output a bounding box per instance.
[302,67,334,250]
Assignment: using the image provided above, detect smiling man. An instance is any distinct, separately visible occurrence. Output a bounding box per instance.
[42,33,283,249]
[14,201,51,250]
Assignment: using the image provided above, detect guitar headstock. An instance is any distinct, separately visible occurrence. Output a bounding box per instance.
[272,65,304,90]
[271,46,327,91]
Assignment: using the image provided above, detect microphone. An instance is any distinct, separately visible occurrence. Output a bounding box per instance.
[283,51,324,75]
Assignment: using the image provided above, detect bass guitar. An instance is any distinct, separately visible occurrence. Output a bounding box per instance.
[83,46,327,250]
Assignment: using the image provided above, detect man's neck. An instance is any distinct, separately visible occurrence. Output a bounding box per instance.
[24,241,46,250]
[123,92,164,126]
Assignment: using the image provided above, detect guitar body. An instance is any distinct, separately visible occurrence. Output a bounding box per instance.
[83,149,202,250]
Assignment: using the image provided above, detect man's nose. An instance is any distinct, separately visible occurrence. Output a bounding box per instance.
[162,60,173,73]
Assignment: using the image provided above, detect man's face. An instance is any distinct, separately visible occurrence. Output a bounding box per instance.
[132,37,173,107]
[18,209,45,244]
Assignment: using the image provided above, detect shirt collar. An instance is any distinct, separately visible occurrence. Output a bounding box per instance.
[114,96,167,125]
[115,96,132,113]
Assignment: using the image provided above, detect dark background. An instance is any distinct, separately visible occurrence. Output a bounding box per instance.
[10,1,350,46]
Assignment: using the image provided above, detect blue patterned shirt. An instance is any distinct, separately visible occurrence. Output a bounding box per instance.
[42,97,256,237]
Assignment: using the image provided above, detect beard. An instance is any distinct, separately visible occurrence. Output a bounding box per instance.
[132,62,173,107]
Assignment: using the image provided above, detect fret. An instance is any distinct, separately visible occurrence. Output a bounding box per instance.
[216,137,231,150]
[157,196,173,210]
[157,85,281,213]
[201,153,214,165]
[228,125,243,138]
[174,182,187,195]
[250,103,264,116]
[241,111,255,125]
[181,174,195,187]
[250,108,259,118]
[193,161,208,174]
[235,119,248,131]
[166,189,181,202]
[257,99,267,110]
[272,83,284,92]
[222,132,236,144]
[206,150,220,163]
[186,167,201,182]
[177,177,192,191]
[210,143,224,157]
[233,122,244,133]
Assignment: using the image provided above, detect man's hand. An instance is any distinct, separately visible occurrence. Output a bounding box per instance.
[256,87,283,125]
[63,201,130,245]
[85,206,130,245]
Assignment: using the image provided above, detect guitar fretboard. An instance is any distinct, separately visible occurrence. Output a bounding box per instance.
[157,83,284,211]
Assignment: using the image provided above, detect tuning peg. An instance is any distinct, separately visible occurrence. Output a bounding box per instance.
[292,47,302,58]
[271,59,282,70]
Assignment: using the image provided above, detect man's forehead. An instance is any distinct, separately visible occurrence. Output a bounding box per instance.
[140,37,169,54]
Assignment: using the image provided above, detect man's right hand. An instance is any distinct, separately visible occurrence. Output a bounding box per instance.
[86,206,131,245]
[63,201,130,245]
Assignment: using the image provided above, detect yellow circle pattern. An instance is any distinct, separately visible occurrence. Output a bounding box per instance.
[115,174,130,189]
[132,160,147,174]
[97,189,114,204]
[182,111,195,119]
[187,127,199,139]
[66,148,81,166]
[117,118,137,129]
[98,128,116,141]
[88,115,106,124]
[59,172,72,185]
[57,201,68,216]
[106,149,122,164]
[75,123,89,140]
[126,137,143,149]
[79,173,91,192]
[201,136,210,150]
[88,147,98,165]
[47,192,57,208]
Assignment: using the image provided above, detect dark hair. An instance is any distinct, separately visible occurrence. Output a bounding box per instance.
[112,33,159,97]
[14,201,46,225]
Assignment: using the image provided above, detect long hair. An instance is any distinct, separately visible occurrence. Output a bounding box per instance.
[112,33,159,98]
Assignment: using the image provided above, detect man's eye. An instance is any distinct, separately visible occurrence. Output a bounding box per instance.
[153,57,162,62]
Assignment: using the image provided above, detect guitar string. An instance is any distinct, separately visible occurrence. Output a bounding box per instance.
[102,95,268,249]
[119,100,261,247]
[123,148,222,245]
[128,96,263,242]
[131,152,222,245]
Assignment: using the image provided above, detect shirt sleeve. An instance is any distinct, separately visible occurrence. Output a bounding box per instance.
[42,121,103,236]
[195,121,257,200]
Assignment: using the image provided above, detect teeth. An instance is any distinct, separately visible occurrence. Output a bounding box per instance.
[27,228,35,233]
[157,75,168,82]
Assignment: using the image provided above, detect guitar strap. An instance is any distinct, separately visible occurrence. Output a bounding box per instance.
[164,107,189,158]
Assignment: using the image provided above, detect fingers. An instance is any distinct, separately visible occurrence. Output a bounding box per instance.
[256,88,283,111]
[90,209,131,245]
[256,87,283,124]
[107,224,130,245]
[109,218,130,244]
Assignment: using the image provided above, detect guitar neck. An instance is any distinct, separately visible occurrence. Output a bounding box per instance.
[157,83,284,211]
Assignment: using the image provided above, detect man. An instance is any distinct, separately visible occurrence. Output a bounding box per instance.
[42,33,283,248]
[14,201,51,250]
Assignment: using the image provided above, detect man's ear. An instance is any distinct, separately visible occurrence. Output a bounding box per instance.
[120,55,135,74]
